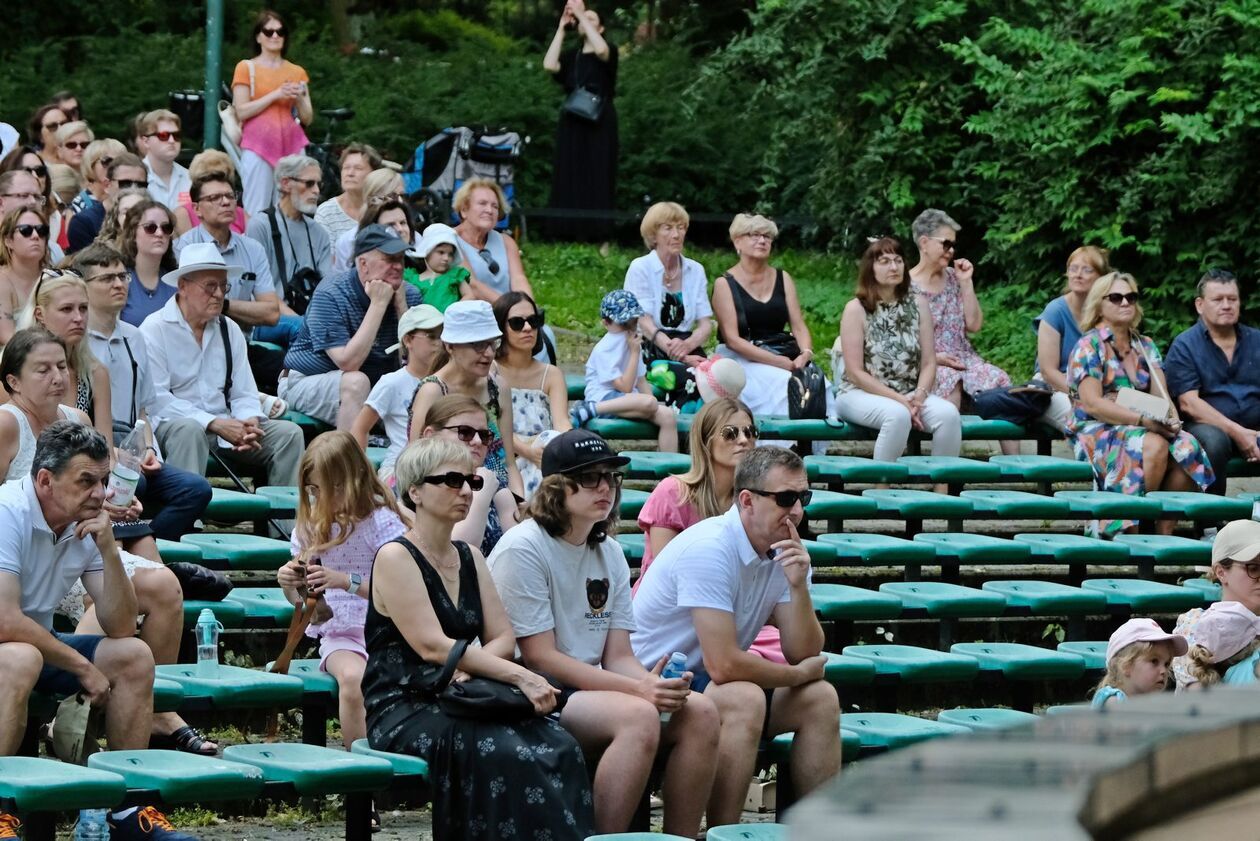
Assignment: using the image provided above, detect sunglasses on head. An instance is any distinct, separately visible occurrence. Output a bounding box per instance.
[746,487,813,508]
[442,425,493,444]
[506,312,545,332]
[141,221,174,236]
[145,130,181,143]
[14,223,50,240]
[262,26,286,37]
[61,141,90,152]
[115,179,149,190]
[718,424,758,442]
[421,471,484,491]
[571,470,624,490]
[478,248,501,276]
[22,165,48,179]
[1105,292,1140,306]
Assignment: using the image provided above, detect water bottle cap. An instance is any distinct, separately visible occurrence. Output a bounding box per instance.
[197,608,216,624]
[669,651,687,662]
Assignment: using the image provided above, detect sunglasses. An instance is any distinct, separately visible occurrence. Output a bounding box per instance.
[14,223,50,240]
[718,424,759,442]
[442,425,493,444]
[42,120,66,133]
[291,177,321,190]
[478,248,501,276]
[571,470,624,490]
[61,141,90,152]
[141,221,174,236]
[87,270,129,285]
[22,165,48,179]
[115,179,149,190]
[927,236,956,251]
[506,312,545,332]
[1222,560,1260,581]
[421,471,485,491]
[746,487,813,508]
[1105,292,1141,306]
[460,339,498,354]
[145,130,181,143]
[261,26,287,37]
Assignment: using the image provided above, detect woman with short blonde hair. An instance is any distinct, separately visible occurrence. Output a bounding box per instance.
[452,177,532,302]
[75,138,127,214]
[624,201,711,366]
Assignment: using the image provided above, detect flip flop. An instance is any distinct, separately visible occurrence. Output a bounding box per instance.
[149,725,218,756]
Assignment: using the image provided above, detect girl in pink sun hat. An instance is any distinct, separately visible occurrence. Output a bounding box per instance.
[1092,617,1188,708]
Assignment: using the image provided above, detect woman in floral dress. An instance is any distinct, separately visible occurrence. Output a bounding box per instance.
[1067,271,1213,535]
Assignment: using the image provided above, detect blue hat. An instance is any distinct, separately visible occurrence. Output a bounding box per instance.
[600,289,645,324]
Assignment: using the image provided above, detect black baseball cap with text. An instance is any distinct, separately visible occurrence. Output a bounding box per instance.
[541,429,630,477]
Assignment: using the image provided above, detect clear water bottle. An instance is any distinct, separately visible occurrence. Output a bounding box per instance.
[106,420,147,507]
[195,608,224,678]
[73,808,109,841]
[658,651,690,723]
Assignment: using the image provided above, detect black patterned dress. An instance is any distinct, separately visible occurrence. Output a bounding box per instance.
[363,538,594,841]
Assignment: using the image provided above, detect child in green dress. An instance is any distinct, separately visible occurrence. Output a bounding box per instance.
[407,222,472,312]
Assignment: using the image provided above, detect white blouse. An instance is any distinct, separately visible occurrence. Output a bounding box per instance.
[623,251,713,334]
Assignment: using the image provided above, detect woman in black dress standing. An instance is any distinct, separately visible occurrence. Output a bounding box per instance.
[544,0,617,241]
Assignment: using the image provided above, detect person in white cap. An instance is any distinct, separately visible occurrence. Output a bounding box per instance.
[1092,618,1188,708]
[351,303,444,482]
[1183,601,1260,688]
[1172,518,1260,690]
[139,241,304,488]
[406,223,471,313]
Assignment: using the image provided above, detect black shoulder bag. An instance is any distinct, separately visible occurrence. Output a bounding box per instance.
[561,51,604,122]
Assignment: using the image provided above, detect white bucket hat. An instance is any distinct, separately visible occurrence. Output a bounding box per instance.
[441,300,501,344]
[161,241,244,287]
[414,223,462,264]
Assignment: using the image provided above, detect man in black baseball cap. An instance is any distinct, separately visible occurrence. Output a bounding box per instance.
[280,223,422,431]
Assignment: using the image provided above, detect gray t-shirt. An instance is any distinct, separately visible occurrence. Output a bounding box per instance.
[244,208,334,305]
[488,518,635,666]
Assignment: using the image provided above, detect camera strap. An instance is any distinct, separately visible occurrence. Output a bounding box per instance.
[265,207,288,285]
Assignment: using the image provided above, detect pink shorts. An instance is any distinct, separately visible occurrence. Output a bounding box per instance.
[316,626,367,672]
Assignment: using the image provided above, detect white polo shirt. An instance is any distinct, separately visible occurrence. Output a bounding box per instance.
[0,477,103,630]
[630,505,805,673]
[144,157,192,211]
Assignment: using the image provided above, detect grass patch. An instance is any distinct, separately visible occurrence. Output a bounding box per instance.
[168,807,223,828]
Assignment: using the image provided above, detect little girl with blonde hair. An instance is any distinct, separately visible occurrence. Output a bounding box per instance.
[1092,618,1187,708]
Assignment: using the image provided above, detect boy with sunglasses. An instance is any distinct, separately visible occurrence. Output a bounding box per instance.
[631,445,840,828]
[138,110,190,211]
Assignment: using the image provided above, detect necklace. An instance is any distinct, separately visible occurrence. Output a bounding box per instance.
[662,255,682,289]
[408,531,460,578]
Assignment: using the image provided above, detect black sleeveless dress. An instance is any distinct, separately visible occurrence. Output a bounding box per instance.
[362,537,593,840]
[729,268,790,344]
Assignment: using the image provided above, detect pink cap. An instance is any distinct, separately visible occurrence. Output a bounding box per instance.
[1105,617,1189,666]
[1190,602,1260,663]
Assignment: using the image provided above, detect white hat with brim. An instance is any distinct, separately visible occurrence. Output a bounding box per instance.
[441,300,502,344]
[413,223,462,264]
[1212,519,1260,565]
[161,241,244,287]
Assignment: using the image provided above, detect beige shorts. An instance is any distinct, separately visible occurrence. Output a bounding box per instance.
[278,369,344,426]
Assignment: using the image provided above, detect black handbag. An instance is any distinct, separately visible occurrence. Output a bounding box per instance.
[410,638,557,721]
[561,51,604,122]
[972,381,1054,425]
[167,562,234,601]
[788,362,827,420]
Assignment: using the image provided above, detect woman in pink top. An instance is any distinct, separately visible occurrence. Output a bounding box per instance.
[634,397,785,661]
[231,9,313,214]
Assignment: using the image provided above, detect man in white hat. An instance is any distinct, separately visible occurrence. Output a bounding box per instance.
[138,241,304,487]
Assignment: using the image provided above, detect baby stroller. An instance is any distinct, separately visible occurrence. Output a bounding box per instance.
[402,126,524,234]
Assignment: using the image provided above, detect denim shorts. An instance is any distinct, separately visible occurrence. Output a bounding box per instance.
[691,669,776,736]
[35,632,105,695]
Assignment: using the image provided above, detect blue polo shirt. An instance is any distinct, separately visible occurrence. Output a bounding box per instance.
[1164,321,1260,430]
[283,268,421,384]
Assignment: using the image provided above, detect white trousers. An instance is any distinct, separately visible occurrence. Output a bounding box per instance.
[834,389,962,461]
[240,149,276,214]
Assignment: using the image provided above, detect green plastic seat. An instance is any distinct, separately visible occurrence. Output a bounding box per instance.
[839,712,969,750]
[222,743,393,795]
[619,489,649,519]
[350,739,430,778]
[1182,578,1222,604]
[586,418,658,440]
[255,486,299,518]
[823,651,877,687]
[809,583,903,621]
[365,446,387,469]
[861,489,975,519]
[88,750,265,802]
[153,677,186,714]
[913,533,1033,565]
[937,707,1040,731]
[959,490,1071,519]
[756,416,847,441]
[879,582,1007,618]
[156,663,303,709]
[896,456,1001,484]
[988,454,1094,483]
[950,642,1086,680]
[1080,578,1206,612]
[0,756,125,811]
[204,487,270,523]
[586,835,692,840]
[249,340,284,353]
[616,532,645,562]
[1146,491,1252,521]
[181,599,246,629]
[156,538,202,565]
[981,581,1107,615]
[804,489,880,519]
[767,728,862,764]
[805,455,909,484]
[707,825,790,840]
[1053,490,1164,520]
[816,533,936,567]
[1057,641,1106,671]
[181,533,293,571]
[1012,533,1131,565]
[280,409,333,435]
[224,587,296,627]
[265,658,339,696]
[840,644,980,683]
[958,415,1032,440]
[802,540,838,564]
[565,373,584,401]
[622,450,692,479]
[1114,534,1211,566]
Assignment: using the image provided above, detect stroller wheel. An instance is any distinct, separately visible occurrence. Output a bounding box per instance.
[408,188,446,229]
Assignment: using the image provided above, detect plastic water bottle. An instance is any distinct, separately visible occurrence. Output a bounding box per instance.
[73,809,109,840]
[658,652,690,723]
[195,608,224,678]
[106,420,147,507]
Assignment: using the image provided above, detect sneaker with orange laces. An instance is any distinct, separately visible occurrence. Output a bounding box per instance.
[0,812,20,840]
[108,806,199,841]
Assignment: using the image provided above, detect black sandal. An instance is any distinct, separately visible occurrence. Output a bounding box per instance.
[370,801,381,833]
[150,725,218,756]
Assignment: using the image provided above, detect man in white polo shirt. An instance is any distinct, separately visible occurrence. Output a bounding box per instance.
[631,445,841,828]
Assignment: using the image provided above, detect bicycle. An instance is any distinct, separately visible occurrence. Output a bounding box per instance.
[305,107,355,202]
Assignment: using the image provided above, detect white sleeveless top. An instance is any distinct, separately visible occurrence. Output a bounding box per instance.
[1,403,80,482]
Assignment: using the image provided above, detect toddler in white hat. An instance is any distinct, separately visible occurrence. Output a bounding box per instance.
[1092,618,1188,709]
[1184,601,1260,688]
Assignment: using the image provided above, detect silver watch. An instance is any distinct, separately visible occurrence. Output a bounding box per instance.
[347,573,363,596]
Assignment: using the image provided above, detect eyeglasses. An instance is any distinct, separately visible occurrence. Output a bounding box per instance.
[442,425,493,444]
[291,177,321,191]
[743,232,774,242]
[140,221,175,236]
[718,424,759,442]
[14,223,50,240]
[421,471,484,491]
[414,328,442,342]
[22,165,48,180]
[192,279,231,295]
[145,130,182,143]
[86,270,129,285]
[1222,560,1260,581]
[197,191,239,205]
[61,141,91,152]
[927,236,956,251]
[571,470,623,490]
[1105,292,1140,306]
[42,120,66,133]
[460,339,498,354]
[261,26,287,37]
[2,192,44,206]
[506,312,545,332]
[745,487,813,508]
[875,255,905,267]
[115,179,149,190]
[478,249,501,276]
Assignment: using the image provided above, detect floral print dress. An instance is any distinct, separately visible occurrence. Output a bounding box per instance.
[913,267,1011,399]
[506,364,557,500]
[836,294,921,395]
[1066,326,1215,535]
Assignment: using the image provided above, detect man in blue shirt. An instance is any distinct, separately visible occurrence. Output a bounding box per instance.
[1164,269,1260,495]
[280,224,422,431]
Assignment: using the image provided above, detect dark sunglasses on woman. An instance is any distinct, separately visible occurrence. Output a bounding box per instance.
[141,222,175,236]
[15,223,50,240]
[506,312,545,332]
[1105,292,1140,305]
[422,471,485,491]
[572,470,624,490]
[718,424,759,442]
[22,165,48,179]
[443,425,493,444]
[746,488,813,508]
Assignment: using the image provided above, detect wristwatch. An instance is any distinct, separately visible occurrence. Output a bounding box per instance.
[347,573,363,596]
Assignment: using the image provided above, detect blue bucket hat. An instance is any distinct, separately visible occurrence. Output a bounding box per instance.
[600,289,645,324]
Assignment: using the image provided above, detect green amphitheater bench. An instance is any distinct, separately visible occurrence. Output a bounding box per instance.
[153,677,187,714]
[1181,578,1221,604]
[204,488,270,525]
[880,582,1007,647]
[862,489,975,536]
[823,651,878,688]
[617,533,645,563]
[988,454,1093,485]
[349,740,430,798]
[88,749,265,804]
[566,373,584,401]
[181,533,292,571]
[810,583,903,649]
[365,447,387,470]
[181,599,246,630]
[804,490,879,530]
[0,757,127,841]
[837,712,970,752]
[587,415,694,440]
[707,825,789,841]
[841,644,980,685]
[804,455,910,490]
[224,587,296,627]
[1146,491,1252,522]
[1114,534,1211,578]
[766,728,862,767]
[621,451,692,479]
[156,664,303,712]
[937,707,1040,731]
[1012,533,1131,584]
[266,659,339,745]
[959,489,1071,519]
[281,409,334,440]
[1079,578,1206,613]
[980,581,1105,638]
[156,539,202,565]
[1057,641,1106,671]
[912,533,1033,583]
[255,486,299,518]
[619,488,650,520]
[756,417,851,442]
[896,456,1001,491]
[816,533,937,570]
[1052,490,1164,521]
[950,642,1087,711]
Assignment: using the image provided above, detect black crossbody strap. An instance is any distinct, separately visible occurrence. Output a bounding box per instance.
[120,336,139,427]
[265,207,287,285]
[219,317,234,406]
